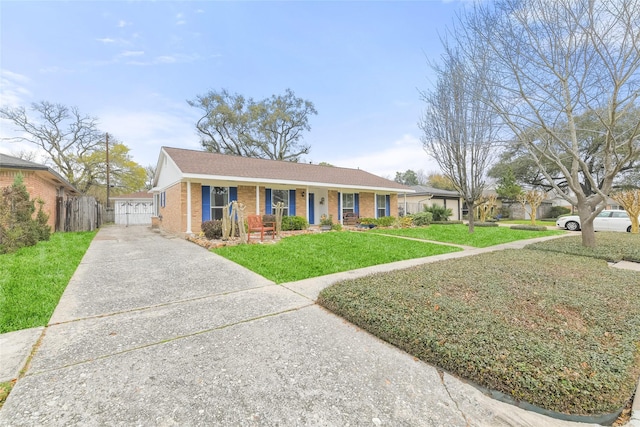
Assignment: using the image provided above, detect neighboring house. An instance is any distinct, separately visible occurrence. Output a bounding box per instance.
[0,153,79,231]
[150,147,414,235]
[399,185,463,220]
[110,191,154,226]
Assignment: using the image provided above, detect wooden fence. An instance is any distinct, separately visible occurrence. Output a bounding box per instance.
[56,196,104,232]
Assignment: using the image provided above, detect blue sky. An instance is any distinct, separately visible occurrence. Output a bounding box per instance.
[1,1,468,179]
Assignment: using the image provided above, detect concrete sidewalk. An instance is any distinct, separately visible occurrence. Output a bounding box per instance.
[0,225,630,426]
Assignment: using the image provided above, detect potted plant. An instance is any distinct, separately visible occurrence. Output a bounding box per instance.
[319,214,333,231]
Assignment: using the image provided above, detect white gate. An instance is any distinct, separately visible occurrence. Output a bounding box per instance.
[114,200,154,225]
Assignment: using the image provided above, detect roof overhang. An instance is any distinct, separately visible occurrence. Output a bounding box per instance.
[180,173,415,194]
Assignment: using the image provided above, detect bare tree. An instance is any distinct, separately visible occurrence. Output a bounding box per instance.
[419,43,500,233]
[188,88,317,162]
[144,165,156,190]
[0,101,104,188]
[463,0,640,247]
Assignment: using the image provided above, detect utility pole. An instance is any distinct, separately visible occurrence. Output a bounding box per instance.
[106,132,110,209]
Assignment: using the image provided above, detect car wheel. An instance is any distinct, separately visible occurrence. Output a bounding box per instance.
[566,221,580,231]
[628,226,632,232]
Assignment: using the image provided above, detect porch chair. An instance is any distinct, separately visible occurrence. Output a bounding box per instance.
[343,212,360,226]
[247,214,275,242]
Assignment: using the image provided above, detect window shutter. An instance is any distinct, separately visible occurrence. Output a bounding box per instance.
[386,195,391,216]
[265,188,272,214]
[229,187,238,202]
[289,190,296,216]
[202,186,211,221]
[354,194,360,215]
[337,192,341,220]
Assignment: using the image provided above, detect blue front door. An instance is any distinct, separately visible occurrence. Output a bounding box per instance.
[309,193,315,224]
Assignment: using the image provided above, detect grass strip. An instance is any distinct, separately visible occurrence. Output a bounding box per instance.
[369,224,565,247]
[0,231,96,333]
[318,249,640,415]
[527,232,640,263]
[212,231,461,283]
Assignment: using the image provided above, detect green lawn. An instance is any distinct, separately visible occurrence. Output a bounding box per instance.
[318,247,640,416]
[499,219,558,226]
[369,223,565,247]
[0,231,96,333]
[212,231,461,283]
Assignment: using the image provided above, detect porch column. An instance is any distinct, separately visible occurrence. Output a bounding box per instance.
[256,185,260,214]
[186,181,192,234]
[306,186,310,223]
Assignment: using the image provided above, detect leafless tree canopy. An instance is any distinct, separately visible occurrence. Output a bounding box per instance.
[461,0,640,246]
[0,101,104,188]
[188,88,317,162]
[419,42,500,232]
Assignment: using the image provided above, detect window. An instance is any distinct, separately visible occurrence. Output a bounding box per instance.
[272,189,289,216]
[342,193,355,216]
[211,187,229,220]
[376,194,387,218]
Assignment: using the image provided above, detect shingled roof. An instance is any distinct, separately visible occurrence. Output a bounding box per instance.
[0,153,78,193]
[162,147,412,192]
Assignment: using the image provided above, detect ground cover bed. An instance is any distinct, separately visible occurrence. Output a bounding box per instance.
[212,231,461,283]
[0,231,96,333]
[368,223,565,247]
[527,232,640,263]
[317,248,640,416]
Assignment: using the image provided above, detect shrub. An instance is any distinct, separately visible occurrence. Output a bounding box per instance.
[424,204,452,221]
[510,225,547,231]
[201,220,223,239]
[359,217,376,225]
[262,214,276,225]
[549,206,571,219]
[0,174,51,254]
[282,215,308,231]
[331,223,342,231]
[397,216,413,228]
[473,222,499,227]
[412,212,433,226]
[432,220,463,225]
[375,216,395,227]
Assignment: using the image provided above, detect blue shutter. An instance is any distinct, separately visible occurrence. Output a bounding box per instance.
[202,186,211,221]
[354,194,360,215]
[308,193,315,224]
[265,188,272,214]
[289,190,296,216]
[337,192,341,220]
[229,187,238,202]
[386,195,391,217]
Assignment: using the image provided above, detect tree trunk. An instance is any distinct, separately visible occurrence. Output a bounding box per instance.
[467,201,475,233]
[578,208,597,248]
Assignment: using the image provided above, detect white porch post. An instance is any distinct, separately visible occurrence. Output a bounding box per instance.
[306,186,310,223]
[404,193,407,217]
[256,185,260,214]
[186,181,192,234]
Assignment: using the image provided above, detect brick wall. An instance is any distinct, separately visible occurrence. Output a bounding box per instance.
[159,182,184,234]
[295,188,307,218]
[359,192,375,218]
[191,183,202,233]
[238,185,259,215]
[0,170,60,229]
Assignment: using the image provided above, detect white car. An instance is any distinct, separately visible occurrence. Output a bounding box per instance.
[556,210,635,232]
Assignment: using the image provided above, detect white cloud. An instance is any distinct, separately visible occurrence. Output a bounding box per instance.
[120,50,144,57]
[0,70,32,108]
[97,107,201,167]
[329,134,439,179]
[117,20,130,28]
[97,37,116,44]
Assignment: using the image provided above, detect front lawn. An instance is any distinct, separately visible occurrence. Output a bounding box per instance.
[212,231,461,283]
[527,232,640,263]
[369,223,565,247]
[317,249,640,417]
[0,231,96,333]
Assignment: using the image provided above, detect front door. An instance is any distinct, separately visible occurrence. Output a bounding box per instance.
[309,193,315,224]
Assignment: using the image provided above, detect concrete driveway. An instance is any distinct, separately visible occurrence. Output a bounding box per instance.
[0,225,600,426]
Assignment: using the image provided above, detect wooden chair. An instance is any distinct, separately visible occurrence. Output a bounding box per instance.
[247,214,275,241]
[343,212,360,226]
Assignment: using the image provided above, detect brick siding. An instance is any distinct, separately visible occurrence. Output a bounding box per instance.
[0,170,62,229]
